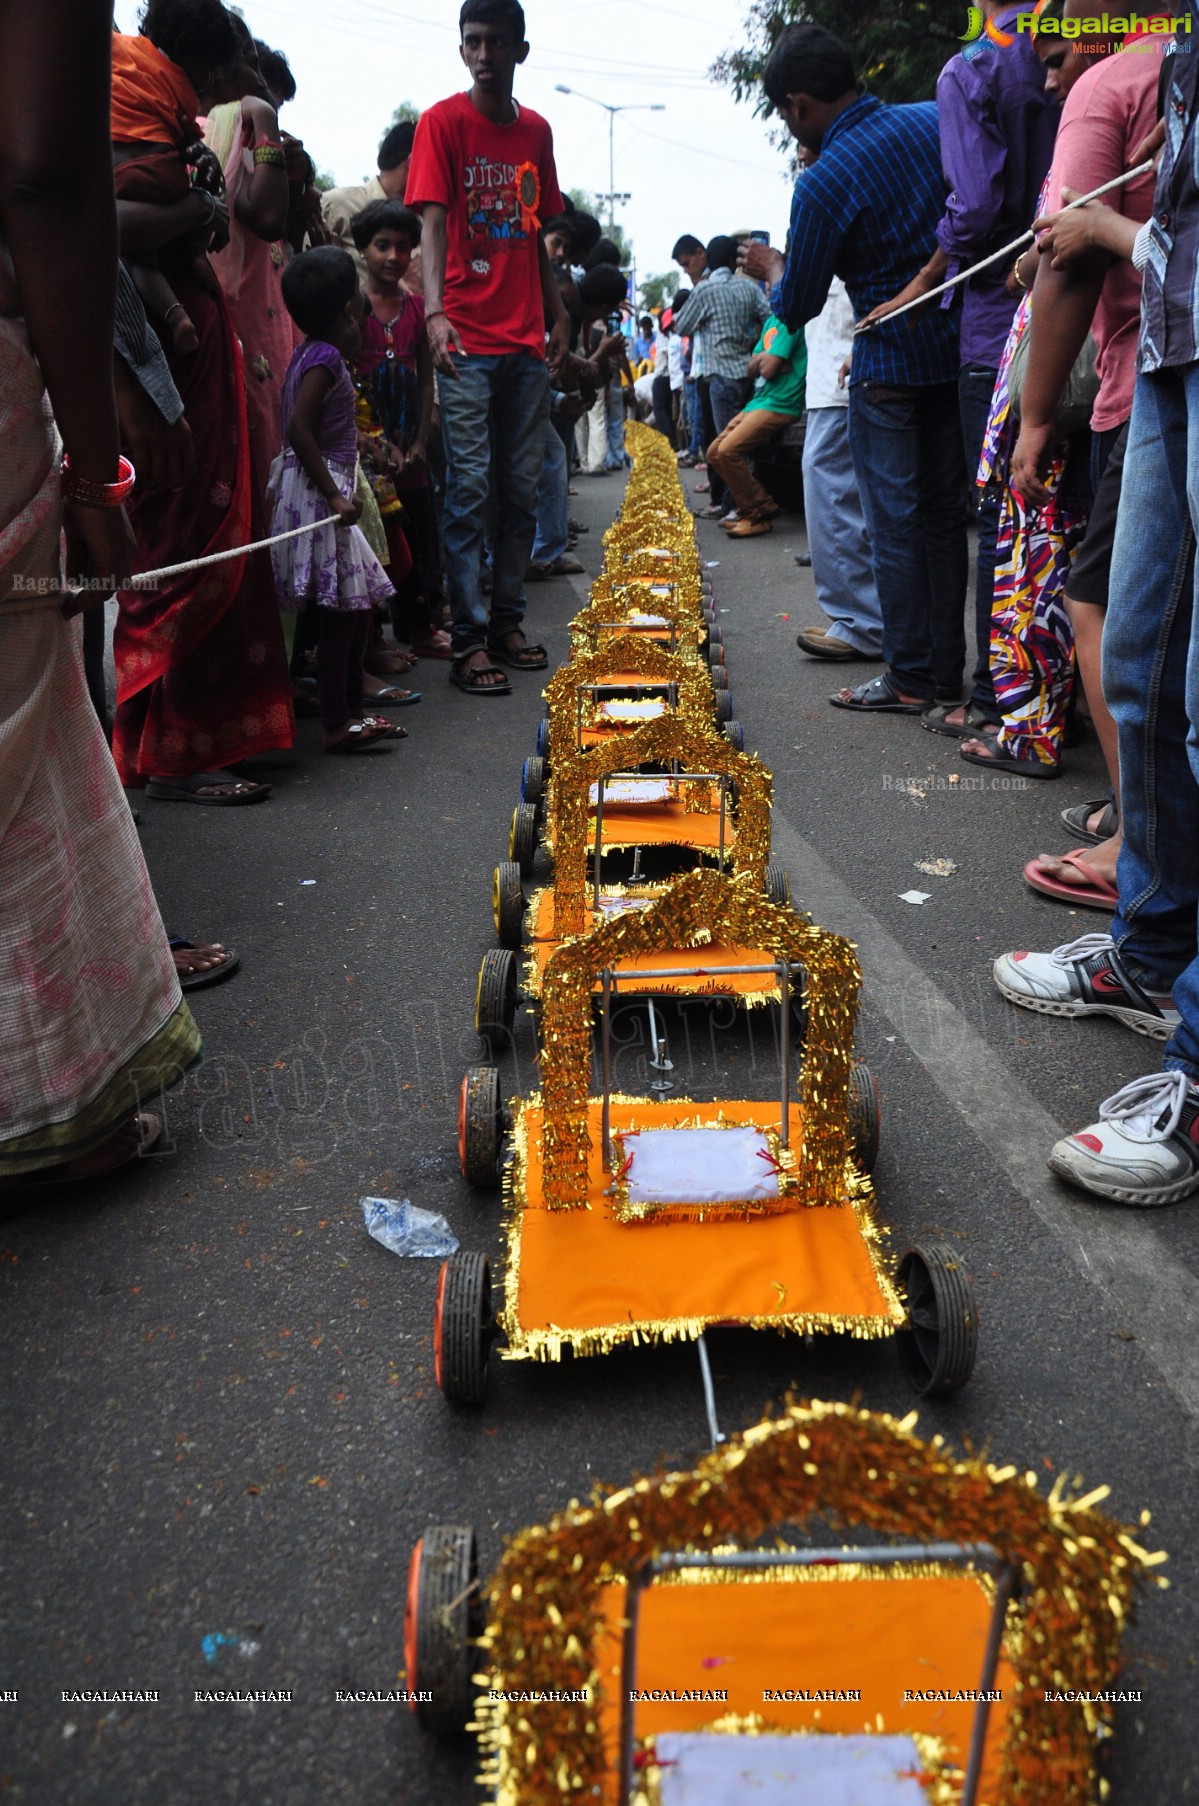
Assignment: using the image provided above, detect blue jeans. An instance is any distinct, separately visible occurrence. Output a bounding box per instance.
[1104,362,1199,1077]
[706,374,753,511]
[685,381,704,457]
[604,377,626,469]
[959,362,1001,716]
[802,406,883,655]
[437,351,549,658]
[532,409,568,565]
[847,379,969,702]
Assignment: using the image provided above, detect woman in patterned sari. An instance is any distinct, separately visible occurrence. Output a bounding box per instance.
[0,0,200,1193]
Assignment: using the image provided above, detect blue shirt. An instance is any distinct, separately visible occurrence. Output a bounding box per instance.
[771,94,961,388]
[1140,43,1199,373]
[935,6,1058,365]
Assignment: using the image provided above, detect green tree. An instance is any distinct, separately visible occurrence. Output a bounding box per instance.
[639,271,678,312]
[391,100,420,125]
[567,186,633,265]
[313,167,337,194]
[712,0,966,114]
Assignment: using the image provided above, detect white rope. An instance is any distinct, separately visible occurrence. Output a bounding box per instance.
[127,514,340,588]
[854,159,1155,334]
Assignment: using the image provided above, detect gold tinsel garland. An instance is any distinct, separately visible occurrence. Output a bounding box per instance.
[472,1401,1167,1806]
[542,636,717,768]
[545,719,772,938]
[539,867,860,1211]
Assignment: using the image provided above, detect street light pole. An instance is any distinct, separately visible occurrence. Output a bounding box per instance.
[554,86,665,236]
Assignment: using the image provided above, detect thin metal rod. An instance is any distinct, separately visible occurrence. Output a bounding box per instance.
[718,774,727,866]
[652,1542,1005,1576]
[647,997,662,1066]
[600,966,613,1165]
[604,960,803,985]
[696,1334,724,1447]
[961,1563,1018,1806]
[779,959,790,1147]
[593,777,605,912]
[856,158,1154,333]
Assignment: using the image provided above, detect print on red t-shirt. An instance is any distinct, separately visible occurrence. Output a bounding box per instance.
[406,91,565,360]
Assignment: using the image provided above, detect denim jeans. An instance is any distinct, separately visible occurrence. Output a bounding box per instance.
[532,409,568,565]
[437,350,549,658]
[847,378,969,701]
[605,376,626,469]
[1103,363,1199,1077]
[684,380,703,457]
[802,406,883,655]
[959,362,1001,716]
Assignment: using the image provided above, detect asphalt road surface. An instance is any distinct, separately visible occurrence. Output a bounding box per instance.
[2,466,1194,1804]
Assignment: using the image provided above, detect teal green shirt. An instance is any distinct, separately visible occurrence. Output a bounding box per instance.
[744,315,806,418]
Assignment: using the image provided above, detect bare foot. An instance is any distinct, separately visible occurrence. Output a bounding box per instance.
[459,648,507,689]
[171,942,229,978]
[323,715,392,751]
[1033,836,1121,891]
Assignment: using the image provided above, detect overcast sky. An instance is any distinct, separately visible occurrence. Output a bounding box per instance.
[113,0,796,284]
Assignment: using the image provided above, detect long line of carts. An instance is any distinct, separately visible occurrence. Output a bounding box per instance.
[401,426,1161,1804]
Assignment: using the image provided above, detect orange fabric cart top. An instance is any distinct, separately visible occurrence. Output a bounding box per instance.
[522,890,786,999]
[505,1100,900,1353]
[588,1566,1015,1802]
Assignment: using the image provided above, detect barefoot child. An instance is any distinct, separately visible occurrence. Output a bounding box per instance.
[111,0,239,356]
[271,248,411,753]
[350,199,452,658]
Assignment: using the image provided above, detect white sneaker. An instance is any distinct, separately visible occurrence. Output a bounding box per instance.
[1048,1070,1199,1204]
[993,933,1179,1040]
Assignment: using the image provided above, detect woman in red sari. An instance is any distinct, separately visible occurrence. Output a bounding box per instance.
[111,20,294,804]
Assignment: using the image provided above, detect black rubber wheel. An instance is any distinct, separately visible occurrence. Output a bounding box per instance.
[710,665,729,691]
[764,860,790,907]
[509,801,538,876]
[707,623,723,647]
[708,640,725,668]
[723,720,745,752]
[896,1243,978,1397]
[714,689,733,723]
[476,948,517,1048]
[492,861,525,951]
[406,1523,483,1733]
[434,1251,494,1405]
[535,715,550,761]
[848,1062,880,1170]
[521,755,545,813]
[458,1065,502,1189]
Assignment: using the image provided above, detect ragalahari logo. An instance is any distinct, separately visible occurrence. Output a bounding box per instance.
[961,7,1016,43]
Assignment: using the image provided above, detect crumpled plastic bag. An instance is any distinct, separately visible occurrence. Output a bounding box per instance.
[360,1197,458,1258]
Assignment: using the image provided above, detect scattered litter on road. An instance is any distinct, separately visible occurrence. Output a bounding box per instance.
[898,890,932,905]
[704,560,720,568]
[915,857,957,878]
[202,1632,238,1665]
[361,1196,458,1258]
[299,879,316,886]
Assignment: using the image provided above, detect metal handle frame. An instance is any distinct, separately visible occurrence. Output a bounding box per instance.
[616,1541,1018,1806]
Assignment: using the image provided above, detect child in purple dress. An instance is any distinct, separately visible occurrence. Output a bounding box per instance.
[271,248,411,752]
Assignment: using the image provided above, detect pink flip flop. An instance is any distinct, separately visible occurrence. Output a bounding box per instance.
[1023,849,1118,912]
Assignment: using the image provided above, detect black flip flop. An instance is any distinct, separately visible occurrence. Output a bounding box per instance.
[145,771,271,805]
[449,657,512,696]
[920,701,1000,739]
[169,938,241,993]
[1060,799,1118,844]
[488,639,548,672]
[829,674,926,714]
[959,741,1060,779]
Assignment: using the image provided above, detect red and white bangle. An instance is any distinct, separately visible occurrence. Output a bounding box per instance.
[61,454,135,509]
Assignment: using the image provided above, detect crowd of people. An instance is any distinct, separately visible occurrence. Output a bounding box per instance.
[4,0,1199,1211]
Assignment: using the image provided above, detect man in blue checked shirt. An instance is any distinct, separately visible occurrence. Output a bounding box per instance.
[744,24,969,717]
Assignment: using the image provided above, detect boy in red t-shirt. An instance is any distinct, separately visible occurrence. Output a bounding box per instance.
[406,0,570,694]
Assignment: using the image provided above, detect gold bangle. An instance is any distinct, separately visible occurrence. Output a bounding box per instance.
[253,143,286,169]
[1012,252,1032,292]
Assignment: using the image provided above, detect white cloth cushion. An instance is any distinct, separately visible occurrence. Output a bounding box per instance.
[597,698,668,722]
[654,1732,928,1806]
[622,1126,781,1206]
[589,777,672,804]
